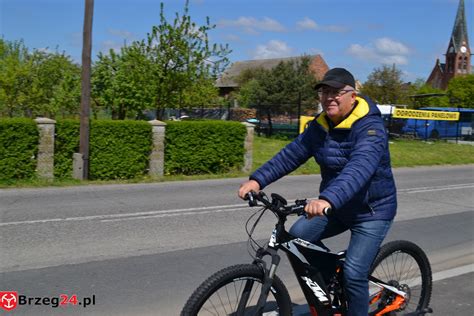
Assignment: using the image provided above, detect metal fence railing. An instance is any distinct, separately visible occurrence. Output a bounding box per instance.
[141,106,474,142]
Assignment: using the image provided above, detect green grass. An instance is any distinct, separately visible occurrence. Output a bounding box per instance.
[252,136,320,175]
[1,137,473,188]
[388,139,474,167]
[252,136,474,175]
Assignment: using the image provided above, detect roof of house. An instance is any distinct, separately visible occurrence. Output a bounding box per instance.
[215,54,329,88]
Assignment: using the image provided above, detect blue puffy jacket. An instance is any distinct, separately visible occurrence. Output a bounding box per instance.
[250,96,397,224]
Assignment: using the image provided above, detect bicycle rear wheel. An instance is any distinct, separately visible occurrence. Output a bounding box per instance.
[368,240,432,315]
[181,264,292,316]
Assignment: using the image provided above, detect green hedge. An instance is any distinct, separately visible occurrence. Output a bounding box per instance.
[55,120,152,180]
[165,120,246,175]
[0,118,39,181]
[54,119,80,178]
[1,119,247,181]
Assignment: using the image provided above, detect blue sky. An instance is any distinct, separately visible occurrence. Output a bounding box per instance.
[1,0,473,83]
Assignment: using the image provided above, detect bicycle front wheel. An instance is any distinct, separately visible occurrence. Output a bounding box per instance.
[181,264,292,316]
[368,240,432,315]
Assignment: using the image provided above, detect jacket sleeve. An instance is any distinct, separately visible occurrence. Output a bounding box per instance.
[250,123,316,189]
[319,118,387,210]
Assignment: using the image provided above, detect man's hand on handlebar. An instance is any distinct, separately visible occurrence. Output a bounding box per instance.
[238,180,261,200]
[238,184,332,218]
[304,199,332,219]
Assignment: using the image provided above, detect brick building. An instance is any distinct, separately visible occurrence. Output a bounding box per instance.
[215,55,329,97]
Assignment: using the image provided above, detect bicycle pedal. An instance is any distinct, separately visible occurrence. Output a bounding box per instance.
[421,307,433,314]
[414,307,433,315]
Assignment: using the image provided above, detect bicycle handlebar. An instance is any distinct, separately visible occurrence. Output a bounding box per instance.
[245,191,332,217]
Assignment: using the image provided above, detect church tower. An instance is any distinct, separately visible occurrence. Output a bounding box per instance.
[427,0,471,89]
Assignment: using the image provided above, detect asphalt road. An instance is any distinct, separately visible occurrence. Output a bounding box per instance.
[0,165,473,315]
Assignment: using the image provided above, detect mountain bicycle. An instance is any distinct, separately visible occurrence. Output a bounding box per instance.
[181,191,433,315]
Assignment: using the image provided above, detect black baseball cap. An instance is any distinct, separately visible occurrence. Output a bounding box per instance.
[314,68,355,90]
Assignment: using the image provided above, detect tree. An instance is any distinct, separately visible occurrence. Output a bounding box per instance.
[236,56,318,135]
[410,80,449,109]
[25,50,81,117]
[180,77,220,107]
[236,56,318,110]
[446,74,474,108]
[361,64,406,104]
[91,0,230,119]
[141,0,230,118]
[0,38,81,118]
[92,46,156,119]
[0,39,31,117]
[237,76,268,108]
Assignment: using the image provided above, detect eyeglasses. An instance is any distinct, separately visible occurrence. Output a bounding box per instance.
[317,88,354,98]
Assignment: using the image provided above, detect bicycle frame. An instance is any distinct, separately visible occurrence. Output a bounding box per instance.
[251,208,409,316]
[181,192,431,316]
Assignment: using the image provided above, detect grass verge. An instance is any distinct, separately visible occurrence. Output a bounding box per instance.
[253,137,474,174]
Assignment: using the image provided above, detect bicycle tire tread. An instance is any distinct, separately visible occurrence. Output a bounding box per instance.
[181,264,293,315]
[371,240,433,314]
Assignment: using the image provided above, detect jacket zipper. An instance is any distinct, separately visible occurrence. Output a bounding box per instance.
[368,204,375,215]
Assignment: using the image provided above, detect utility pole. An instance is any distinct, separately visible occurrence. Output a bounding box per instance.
[76,0,94,180]
[297,91,302,138]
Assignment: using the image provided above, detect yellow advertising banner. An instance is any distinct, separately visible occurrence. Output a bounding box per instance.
[299,115,315,134]
[392,109,459,121]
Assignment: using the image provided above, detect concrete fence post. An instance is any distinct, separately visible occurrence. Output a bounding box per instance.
[34,117,56,180]
[148,120,167,178]
[242,122,255,173]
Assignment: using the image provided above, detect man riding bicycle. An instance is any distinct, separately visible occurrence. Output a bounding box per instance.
[238,67,397,316]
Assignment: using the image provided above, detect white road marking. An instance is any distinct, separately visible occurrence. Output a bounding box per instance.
[1,183,473,227]
[432,263,474,282]
[398,183,474,194]
[0,204,248,227]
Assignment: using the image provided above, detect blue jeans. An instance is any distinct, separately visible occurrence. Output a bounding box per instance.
[289,215,393,316]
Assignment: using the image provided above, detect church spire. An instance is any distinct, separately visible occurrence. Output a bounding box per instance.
[450,0,469,52]
[426,0,471,89]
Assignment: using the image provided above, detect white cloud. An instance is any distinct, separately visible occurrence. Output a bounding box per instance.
[37,47,54,54]
[348,44,378,60]
[218,16,286,34]
[296,17,318,30]
[222,34,242,42]
[308,47,325,56]
[98,29,136,54]
[107,29,135,41]
[100,40,123,53]
[295,18,348,33]
[252,40,294,59]
[347,38,410,65]
[374,37,410,55]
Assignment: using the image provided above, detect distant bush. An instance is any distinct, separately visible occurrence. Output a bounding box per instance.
[0,118,39,181]
[165,120,246,175]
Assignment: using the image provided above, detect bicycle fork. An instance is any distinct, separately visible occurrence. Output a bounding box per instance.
[241,247,281,316]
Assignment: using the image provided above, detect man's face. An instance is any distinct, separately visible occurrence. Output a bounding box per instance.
[318,85,356,124]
